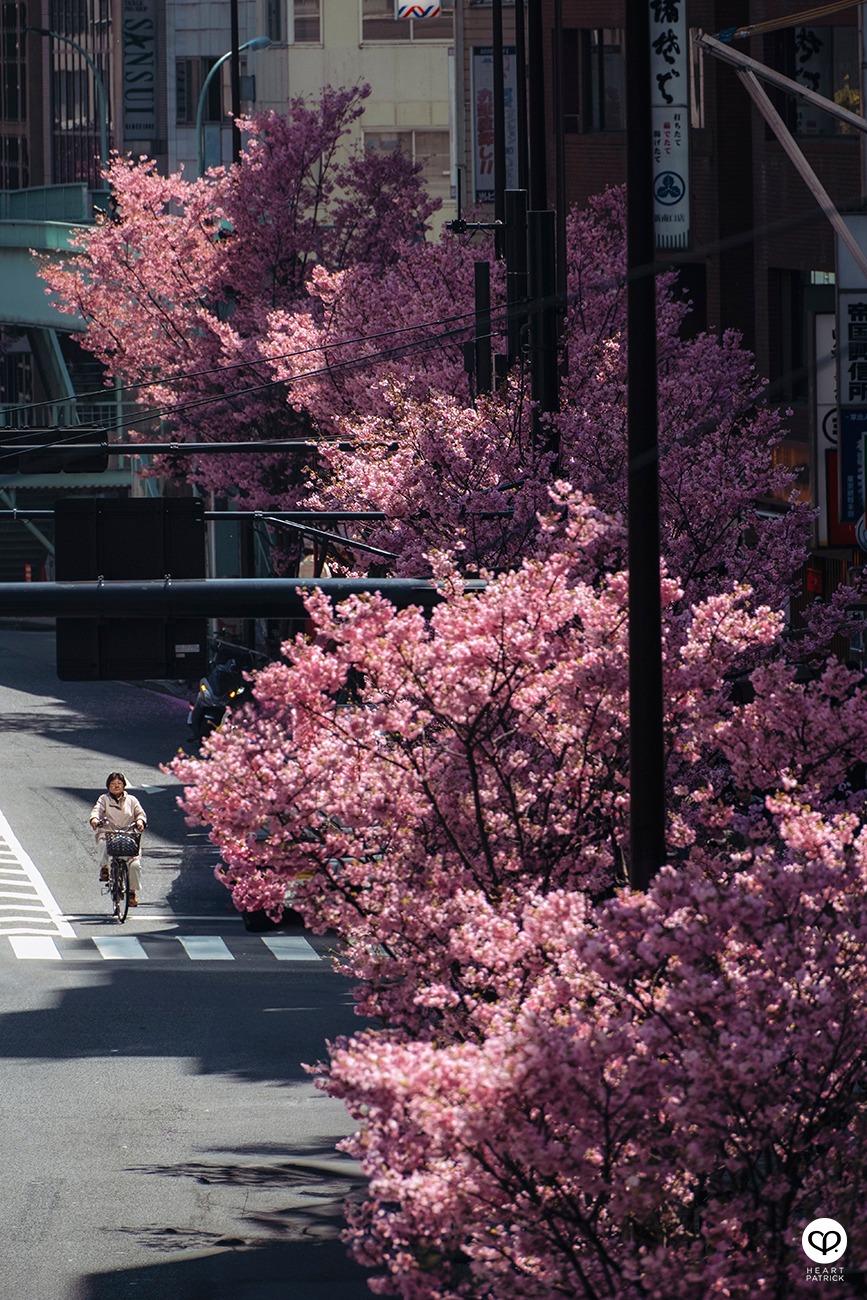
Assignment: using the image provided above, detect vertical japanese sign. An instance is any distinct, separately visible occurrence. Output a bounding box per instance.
[122,0,157,140]
[650,0,690,250]
[814,312,858,546]
[471,45,518,204]
[836,216,867,525]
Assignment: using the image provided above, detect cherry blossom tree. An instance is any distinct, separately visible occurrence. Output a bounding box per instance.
[46,88,867,1293]
[295,190,811,618]
[38,87,458,506]
[44,127,810,612]
[170,494,867,1296]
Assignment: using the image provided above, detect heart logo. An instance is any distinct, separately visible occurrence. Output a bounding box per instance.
[802,1218,847,1265]
[808,1230,841,1256]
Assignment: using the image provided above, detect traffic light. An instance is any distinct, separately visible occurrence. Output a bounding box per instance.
[0,427,109,473]
[55,497,207,681]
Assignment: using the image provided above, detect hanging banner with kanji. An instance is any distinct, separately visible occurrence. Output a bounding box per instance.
[471,45,518,204]
[649,0,691,250]
[836,215,867,526]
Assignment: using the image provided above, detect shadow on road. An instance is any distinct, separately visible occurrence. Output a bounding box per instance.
[0,965,356,1084]
[74,1139,374,1300]
[75,1237,373,1299]
[0,967,374,1297]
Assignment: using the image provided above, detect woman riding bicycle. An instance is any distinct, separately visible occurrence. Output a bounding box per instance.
[90,772,147,907]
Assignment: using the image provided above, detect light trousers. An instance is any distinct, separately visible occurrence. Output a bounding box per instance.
[95,836,143,894]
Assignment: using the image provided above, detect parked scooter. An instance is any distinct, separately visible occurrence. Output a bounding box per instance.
[188,651,252,744]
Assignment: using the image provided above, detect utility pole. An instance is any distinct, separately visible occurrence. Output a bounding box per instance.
[230,0,242,161]
[492,0,506,257]
[526,0,547,209]
[625,2,666,890]
[527,209,559,460]
[505,189,529,366]
[474,261,493,395]
[514,0,528,192]
[552,0,567,316]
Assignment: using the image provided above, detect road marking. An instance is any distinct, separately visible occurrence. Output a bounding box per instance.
[62,914,239,923]
[177,936,234,961]
[0,810,74,937]
[93,936,149,960]
[2,934,327,963]
[9,936,62,960]
[263,936,320,961]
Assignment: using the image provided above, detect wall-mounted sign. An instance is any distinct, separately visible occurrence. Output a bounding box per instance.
[650,0,690,250]
[122,0,157,139]
[836,215,867,526]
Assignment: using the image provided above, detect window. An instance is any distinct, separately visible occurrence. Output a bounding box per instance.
[364,129,451,202]
[768,269,808,403]
[0,133,27,187]
[562,28,625,133]
[767,25,860,137]
[583,29,625,132]
[266,0,282,44]
[362,0,454,42]
[291,0,320,42]
[176,58,222,126]
[1,1,25,123]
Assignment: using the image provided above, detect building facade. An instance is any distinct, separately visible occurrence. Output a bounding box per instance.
[454,1,865,620]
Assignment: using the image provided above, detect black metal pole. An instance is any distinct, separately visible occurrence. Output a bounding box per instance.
[625,4,666,890]
[553,0,567,316]
[492,0,506,257]
[514,0,528,193]
[230,0,242,161]
[0,578,487,618]
[505,189,529,366]
[528,209,559,461]
[527,0,547,209]
[474,261,493,395]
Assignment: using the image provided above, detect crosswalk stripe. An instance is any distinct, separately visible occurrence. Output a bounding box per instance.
[0,810,75,937]
[177,936,234,961]
[2,933,328,963]
[263,935,321,961]
[9,936,62,960]
[93,936,149,961]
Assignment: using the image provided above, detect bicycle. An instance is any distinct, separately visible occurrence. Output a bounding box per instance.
[101,827,141,923]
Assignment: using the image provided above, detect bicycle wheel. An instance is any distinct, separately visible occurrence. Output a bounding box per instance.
[111,859,129,923]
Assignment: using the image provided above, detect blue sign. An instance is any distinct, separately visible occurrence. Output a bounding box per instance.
[839,407,867,522]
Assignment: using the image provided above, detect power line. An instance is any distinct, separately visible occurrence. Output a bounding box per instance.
[5,303,484,418]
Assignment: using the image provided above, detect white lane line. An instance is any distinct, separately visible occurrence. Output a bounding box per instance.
[93,936,149,960]
[177,936,234,961]
[62,913,236,922]
[9,936,62,960]
[262,936,321,962]
[0,810,74,937]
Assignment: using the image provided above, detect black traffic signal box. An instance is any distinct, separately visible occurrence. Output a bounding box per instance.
[55,497,208,681]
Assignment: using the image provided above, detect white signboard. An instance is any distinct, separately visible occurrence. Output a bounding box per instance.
[650,0,690,250]
[814,312,837,546]
[471,45,518,205]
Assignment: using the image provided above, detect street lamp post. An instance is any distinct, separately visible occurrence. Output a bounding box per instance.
[196,36,270,177]
[27,27,109,188]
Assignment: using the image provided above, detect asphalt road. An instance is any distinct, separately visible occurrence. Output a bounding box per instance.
[0,628,374,1299]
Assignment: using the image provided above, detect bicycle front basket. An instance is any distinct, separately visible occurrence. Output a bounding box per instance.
[106,830,139,857]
